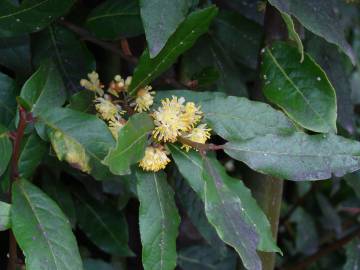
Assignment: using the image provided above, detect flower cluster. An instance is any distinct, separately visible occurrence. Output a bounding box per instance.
[80,71,211,172]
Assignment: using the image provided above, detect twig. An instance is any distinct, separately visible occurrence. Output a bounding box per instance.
[58,20,138,65]
[280,226,360,270]
[7,107,30,270]
[178,137,224,152]
[120,39,133,56]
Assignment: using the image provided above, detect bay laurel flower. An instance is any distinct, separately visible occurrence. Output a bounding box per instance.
[108,75,133,97]
[139,146,170,172]
[181,102,202,131]
[152,96,187,142]
[135,86,155,112]
[80,71,104,96]
[108,117,126,139]
[181,124,212,151]
[94,96,124,121]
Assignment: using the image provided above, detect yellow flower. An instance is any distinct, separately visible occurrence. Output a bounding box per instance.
[152,96,187,142]
[139,146,170,172]
[94,97,124,121]
[181,124,211,151]
[181,102,202,131]
[108,117,126,139]
[135,86,155,112]
[80,71,104,96]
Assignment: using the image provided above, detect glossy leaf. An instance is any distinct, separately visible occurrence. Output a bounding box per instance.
[261,42,337,133]
[0,35,31,81]
[225,132,360,181]
[140,0,188,57]
[155,90,226,106]
[201,95,295,141]
[67,91,94,113]
[11,179,82,270]
[136,170,180,270]
[74,192,133,256]
[0,125,12,177]
[20,60,66,116]
[0,201,10,231]
[86,0,143,40]
[203,157,261,270]
[0,72,17,126]
[18,133,47,178]
[104,113,154,175]
[32,25,96,92]
[84,259,114,270]
[37,107,115,180]
[0,0,75,37]
[268,0,356,65]
[129,6,218,95]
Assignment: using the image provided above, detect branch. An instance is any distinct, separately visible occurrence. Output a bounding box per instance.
[280,226,360,270]
[178,137,224,153]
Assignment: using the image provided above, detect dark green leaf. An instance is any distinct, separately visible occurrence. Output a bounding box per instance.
[18,133,47,178]
[203,157,261,270]
[316,193,341,235]
[0,125,12,177]
[36,107,115,180]
[136,170,180,270]
[0,0,75,37]
[0,201,10,231]
[140,0,188,57]
[86,0,143,40]
[307,36,355,133]
[11,179,82,270]
[201,95,295,141]
[155,90,226,106]
[84,259,114,270]
[268,0,356,65]
[0,35,31,81]
[32,25,95,93]
[67,91,94,113]
[225,132,360,181]
[104,113,154,175]
[42,174,76,228]
[129,6,218,95]
[344,239,360,270]
[74,192,133,256]
[20,60,66,116]
[261,42,337,133]
[212,11,262,69]
[0,72,17,126]
[178,245,237,270]
[344,171,360,198]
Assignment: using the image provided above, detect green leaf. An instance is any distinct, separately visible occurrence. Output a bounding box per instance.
[344,171,360,198]
[67,90,94,112]
[11,179,82,270]
[203,158,280,258]
[0,0,75,37]
[344,239,360,270]
[212,11,262,69]
[0,35,31,81]
[86,0,143,40]
[103,113,154,175]
[279,13,304,62]
[316,193,341,235]
[178,245,237,270]
[0,72,17,126]
[0,201,11,231]
[203,157,262,270]
[0,125,12,177]
[268,0,356,65]
[201,95,295,141]
[42,173,76,228]
[225,132,360,181]
[261,42,337,133]
[155,90,226,106]
[32,25,96,92]
[136,170,180,270]
[140,0,188,57]
[129,6,218,95]
[169,144,204,197]
[74,192,133,256]
[37,107,115,180]
[18,133,47,178]
[84,259,114,270]
[20,60,66,116]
